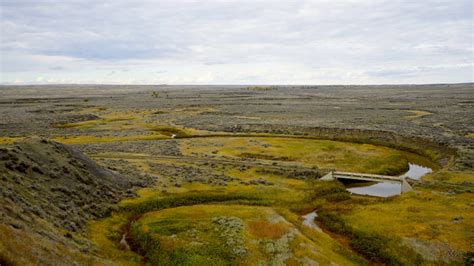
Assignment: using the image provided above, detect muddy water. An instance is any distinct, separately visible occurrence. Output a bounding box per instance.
[346,163,432,197]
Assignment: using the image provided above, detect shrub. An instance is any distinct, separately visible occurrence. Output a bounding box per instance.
[131,220,235,265]
[147,125,189,137]
[317,211,349,234]
[325,192,351,202]
[350,230,397,263]
[317,210,424,264]
[308,181,348,201]
[120,192,266,215]
[130,223,164,264]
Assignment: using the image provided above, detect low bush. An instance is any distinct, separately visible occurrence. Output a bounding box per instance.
[130,223,163,264]
[147,125,189,137]
[120,192,267,215]
[307,181,348,201]
[350,230,397,263]
[325,192,351,202]
[317,209,424,264]
[239,152,294,161]
[317,211,350,234]
[256,168,321,179]
[131,219,236,265]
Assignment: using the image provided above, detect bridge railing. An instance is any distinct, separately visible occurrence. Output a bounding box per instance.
[333,171,402,182]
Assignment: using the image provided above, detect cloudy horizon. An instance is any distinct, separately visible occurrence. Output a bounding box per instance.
[1,0,473,85]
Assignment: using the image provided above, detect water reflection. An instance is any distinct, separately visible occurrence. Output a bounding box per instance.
[345,163,432,197]
[347,182,401,197]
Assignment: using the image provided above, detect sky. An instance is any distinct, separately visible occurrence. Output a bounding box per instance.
[0,0,473,85]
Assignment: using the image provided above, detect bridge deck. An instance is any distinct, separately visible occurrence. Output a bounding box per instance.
[320,170,413,193]
[333,171,401,182]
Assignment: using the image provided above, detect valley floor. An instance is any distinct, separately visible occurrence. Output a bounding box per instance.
[0,84,472,265]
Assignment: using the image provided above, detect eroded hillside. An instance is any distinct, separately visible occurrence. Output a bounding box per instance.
[0,138,149,265]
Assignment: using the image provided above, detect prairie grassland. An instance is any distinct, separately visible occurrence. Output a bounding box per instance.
[345,188,473,252]
[1,85,472,265]
[117,178,310,214]
[90,134,441,265]
[180,137,437,175]
[131,204,356,265]
[52,134,168,145]
[49,107,207,144]
[315,168,474,264]
[54,109,462,264]
[421,169,474,184]
[89,146,369,264]
[244,86,278,91]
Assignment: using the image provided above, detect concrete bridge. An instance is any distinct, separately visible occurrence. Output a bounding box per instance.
[320,171,413,193]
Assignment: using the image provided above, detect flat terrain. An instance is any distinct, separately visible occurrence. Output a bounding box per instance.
[0,84,472,265]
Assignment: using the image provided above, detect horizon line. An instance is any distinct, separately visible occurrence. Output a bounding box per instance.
[1,82,473,87]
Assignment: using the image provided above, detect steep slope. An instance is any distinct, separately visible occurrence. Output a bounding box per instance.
[0,138,140,265]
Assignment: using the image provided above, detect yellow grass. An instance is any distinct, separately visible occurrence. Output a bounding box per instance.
[135,204,357,265]
[83,130,463,264]
[0,224,102,265]
[247,220,289,239]
[88,214,142,265]
[180,137,435,174]
[0,137,23,145]
[52,134,167,144]
[421,169,474,184]
[405,110,433,119]
[344,189,473,253]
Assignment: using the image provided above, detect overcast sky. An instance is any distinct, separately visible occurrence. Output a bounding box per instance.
[1,0,473,85]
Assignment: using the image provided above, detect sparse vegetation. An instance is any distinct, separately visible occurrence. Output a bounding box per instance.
[244,86,278,91]
[404,110,433,120]
[0,84,472,265]
[179,137,428,175]
[147,125,190,137]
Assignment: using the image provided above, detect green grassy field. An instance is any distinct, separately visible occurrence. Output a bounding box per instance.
[180,137,437,175]
[85,130,463,265]
[131,204,356,265]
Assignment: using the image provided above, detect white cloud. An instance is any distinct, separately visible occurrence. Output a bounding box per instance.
[0,0,472,84]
